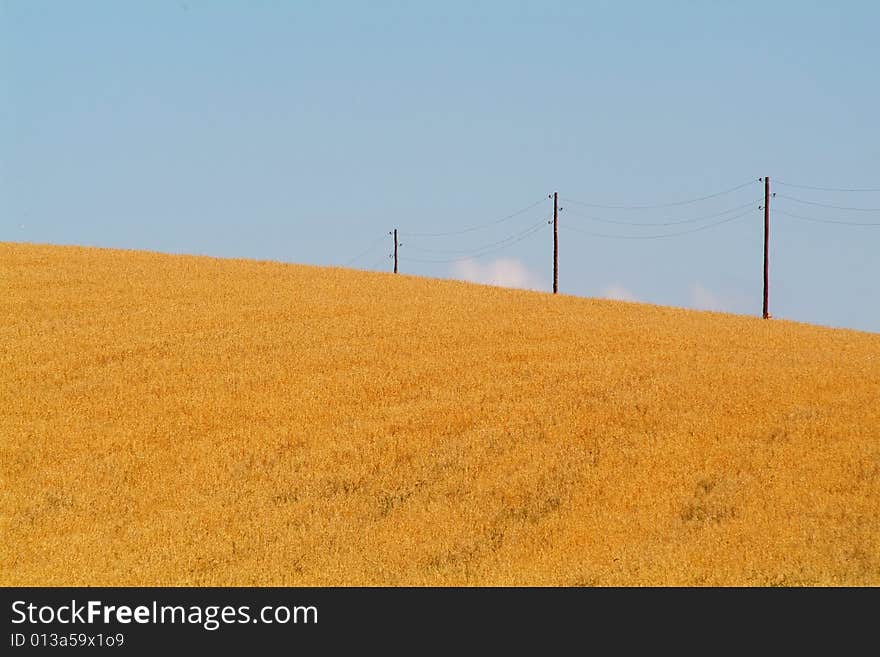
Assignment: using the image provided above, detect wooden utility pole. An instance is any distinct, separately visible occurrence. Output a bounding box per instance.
[763,176,770,319]
[393,228,399,274]
[553,191,559,294]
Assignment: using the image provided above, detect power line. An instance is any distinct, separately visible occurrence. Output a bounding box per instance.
[560,207,756,240]
[562,198,762,226]
[336,176,878,325]
[561,180,756,210]
[401,221,549,263]
[366,254,392,270]
[403,217,549,254]
[774,209,880,227]
[399,197,548,238]
[775,180,880,193]
[343,234,388,266]
[402,222,548,263]
[776,194,880,212]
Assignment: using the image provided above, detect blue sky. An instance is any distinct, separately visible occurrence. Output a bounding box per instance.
[2,1,879,332]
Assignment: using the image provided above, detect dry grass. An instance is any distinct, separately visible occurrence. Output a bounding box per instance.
[1,242,878,586]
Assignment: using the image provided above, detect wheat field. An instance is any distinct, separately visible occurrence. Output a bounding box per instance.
[1,242,878,586]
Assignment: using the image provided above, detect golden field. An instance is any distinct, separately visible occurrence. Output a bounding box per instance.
[1,242,878,586]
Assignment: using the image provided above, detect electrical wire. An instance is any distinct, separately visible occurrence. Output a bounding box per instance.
[561,180,756,210]
[366,254,392,270]
[560,207,756,240]
[775,194,880,212]
[561,198,762,227]
[343,234,389,266]
[403,217,550,254]
[774,209,880,226]
[398,197,548,238]
[401,222,549,263]
[775,180,880,193]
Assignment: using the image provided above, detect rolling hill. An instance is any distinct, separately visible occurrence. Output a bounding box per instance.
[1,242,878,585]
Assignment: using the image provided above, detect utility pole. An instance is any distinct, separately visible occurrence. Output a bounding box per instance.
[763,176,770,319]
[553,191,559,294]
[393,228,398,274]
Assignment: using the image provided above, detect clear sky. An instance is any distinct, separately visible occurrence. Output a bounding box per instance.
[3,1,879,332]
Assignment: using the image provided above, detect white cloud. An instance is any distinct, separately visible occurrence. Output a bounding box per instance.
[690,283,727,312]
[601,284,638,302]
[450,258,544,291]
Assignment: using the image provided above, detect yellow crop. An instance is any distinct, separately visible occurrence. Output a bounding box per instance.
[1,242,878,586]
